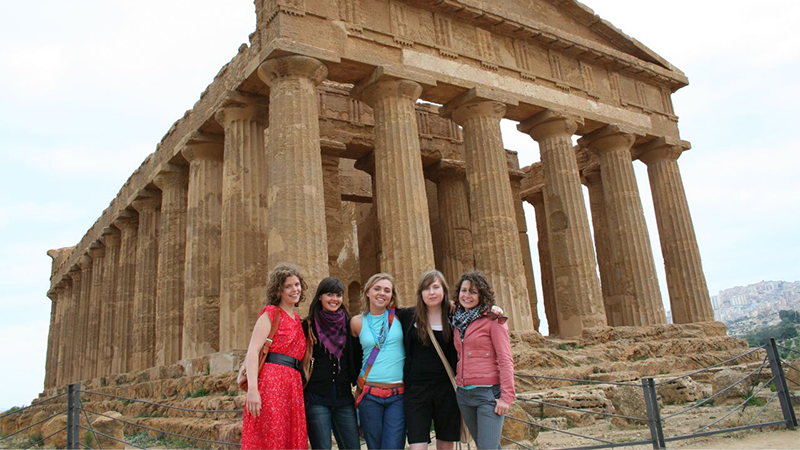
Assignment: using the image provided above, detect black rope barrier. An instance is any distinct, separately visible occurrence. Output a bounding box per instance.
[81,389,243,414]
[77,424,145,450]
[0,392,68,420]
[515,396,647,422]
[662,360,768,421]
[557,438,656,450]
[777,344,800,358]
[663,420,787,443]
[695,375,775,433]
[22,425,66,450]
[747,391,780,426]
[514,372,640,387]
[0,409,67,442]
[504,414,613,445]
[501,434,535,450]
[656,345,765,386]
[81,408,240,447]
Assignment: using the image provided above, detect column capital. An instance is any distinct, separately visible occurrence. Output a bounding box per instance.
[77,254,93,270]
[113,211,138,232]
[153,165,188,191]
[130,190,161,213]
[100,226,121,247]
[638,137,690,165]
[182,142,223,163]
[440,87,517,122]
[450,101,507,127]
[88,242,105,259]
[425,159,466,182]
[47,288,57,300]
[214,94,268,128]
[351,66,434,107]
[578,125,637,155]
[518,109,584,140]
[581,165,602,187]
[258,55,328,87]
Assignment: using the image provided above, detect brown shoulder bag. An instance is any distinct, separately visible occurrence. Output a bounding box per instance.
[237,309,281,391]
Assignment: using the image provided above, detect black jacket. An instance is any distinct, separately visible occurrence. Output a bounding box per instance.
[302,317,360,400]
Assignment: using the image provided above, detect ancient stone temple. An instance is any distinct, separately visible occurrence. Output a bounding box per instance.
[43,0,714,390]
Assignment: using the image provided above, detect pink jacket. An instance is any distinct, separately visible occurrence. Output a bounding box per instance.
[453,315,515,405]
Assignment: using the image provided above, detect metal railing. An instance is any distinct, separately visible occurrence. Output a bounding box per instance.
[501,338,798,450]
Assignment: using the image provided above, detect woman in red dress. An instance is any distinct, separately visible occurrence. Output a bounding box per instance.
[242,264,309,450]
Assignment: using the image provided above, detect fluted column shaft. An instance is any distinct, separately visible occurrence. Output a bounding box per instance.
[131,195,161,371]
[66,269,82,382]
[98,229,120,376]
[45,290,58,388]
[216,102,268,351]
[519,112,606,337]
[259,55,330,308]
[87,246,105,379]
[434,169,474,288]
[511,177,540,332]
[584,169,624,326]
[182,143,223,359]
[153,168,189,366]
[531,192,558,335]
[452,101,533,330]
[112,214,138,374]
[356,78,435,303]
[76,256,93,381]
[322,155,345,278]
[583,129,665,326]
[640,145,713,323]
[57,279,74,384]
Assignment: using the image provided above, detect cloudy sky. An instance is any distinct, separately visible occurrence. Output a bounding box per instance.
[1,1,798,411]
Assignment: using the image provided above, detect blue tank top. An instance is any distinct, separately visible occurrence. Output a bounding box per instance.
[359,312,405,383]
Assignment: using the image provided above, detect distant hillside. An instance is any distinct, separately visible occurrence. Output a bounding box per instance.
[709,280,800,336]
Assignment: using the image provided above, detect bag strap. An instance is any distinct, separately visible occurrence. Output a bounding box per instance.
[357,308,395,388]
[267,307,281,342]
[427,325,458,392]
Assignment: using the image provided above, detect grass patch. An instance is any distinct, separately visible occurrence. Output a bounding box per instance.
[186,388,209,398]
[136,411,167,418]
[126,431,206,449]
[16,432,43,449]
[633,356,649,362]
[84,430,94,448]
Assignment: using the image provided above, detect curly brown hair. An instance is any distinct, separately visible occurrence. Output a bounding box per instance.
[453,270,495,310]
[265,264,308,306]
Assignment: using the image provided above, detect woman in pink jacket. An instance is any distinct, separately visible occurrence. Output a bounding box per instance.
[451,271,515,449]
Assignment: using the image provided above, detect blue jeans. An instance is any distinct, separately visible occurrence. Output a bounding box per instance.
[305,402,360,450]
[456,386,505,450]
[358,392,406,450]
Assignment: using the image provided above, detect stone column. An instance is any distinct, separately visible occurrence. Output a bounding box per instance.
[583,167,624,326]
[449,100,533,330]
[322,154,345,279]
[581,126,665,326]
[153,166,188,366]
[182,143,223,359]
[639,140,713,323]
[131,193,161,371]
[529,192,559,335]
[56,279,73,385]
[76,255,93,381]
[216,100,268,351]
[353,74,435,303]
[519,111,606,337]
[112,212,138,374]
[98,227,120,376]
[86,244,105,379]
[45,289,58,388]
[428,161,474,288]
[259,55,330,305]
[65,267,82,382]
[511,174,541,332]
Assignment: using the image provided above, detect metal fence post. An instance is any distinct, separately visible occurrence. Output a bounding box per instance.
[765,338,798,429]
[642,377,666,449]
[66,383,82,449]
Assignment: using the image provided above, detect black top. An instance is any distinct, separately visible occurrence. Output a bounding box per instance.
[397,307,458,385]
[302,318,360,407]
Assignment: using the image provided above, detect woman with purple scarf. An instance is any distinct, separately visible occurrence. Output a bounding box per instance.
[302,277,361,450]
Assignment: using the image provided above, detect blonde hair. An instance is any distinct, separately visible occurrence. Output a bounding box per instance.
[362,273,399,313]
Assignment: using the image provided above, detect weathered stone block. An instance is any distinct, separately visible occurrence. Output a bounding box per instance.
[712,369,751,404]
[90,411,125,449]
[209,350,245,375]
[657,377,703,404]
[501,403,539,445]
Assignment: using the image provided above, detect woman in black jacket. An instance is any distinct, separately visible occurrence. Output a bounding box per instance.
[302,277,361,450]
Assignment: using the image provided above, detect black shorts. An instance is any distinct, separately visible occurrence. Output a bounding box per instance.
[404,381,461,444]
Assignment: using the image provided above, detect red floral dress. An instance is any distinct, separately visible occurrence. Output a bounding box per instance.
[242,305,308,450]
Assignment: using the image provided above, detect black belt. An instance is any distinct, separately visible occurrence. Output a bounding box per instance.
[266,353,302,373]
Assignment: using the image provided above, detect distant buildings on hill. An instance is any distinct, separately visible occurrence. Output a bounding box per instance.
[705,280,800,336]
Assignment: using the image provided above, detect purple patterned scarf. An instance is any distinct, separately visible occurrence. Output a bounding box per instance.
[314,309,348,364]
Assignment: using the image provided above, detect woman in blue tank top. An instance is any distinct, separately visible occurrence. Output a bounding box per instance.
[350,273,406,450]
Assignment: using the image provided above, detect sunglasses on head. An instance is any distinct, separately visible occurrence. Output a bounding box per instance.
[486,311,508,324]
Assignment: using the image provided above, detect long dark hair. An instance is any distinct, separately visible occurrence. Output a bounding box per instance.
[306,276,346,322]
[265,264,308,306]
[453,270,495,310]
[414,270,452,345]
